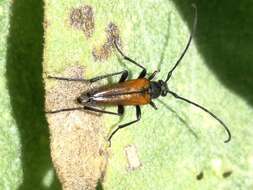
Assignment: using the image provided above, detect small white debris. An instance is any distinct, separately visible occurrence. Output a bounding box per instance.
[211,158,222,174]
[125,144,142,171]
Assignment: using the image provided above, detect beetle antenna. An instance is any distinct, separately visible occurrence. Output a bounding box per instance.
[165,4,197,83]
[167,90,231,143]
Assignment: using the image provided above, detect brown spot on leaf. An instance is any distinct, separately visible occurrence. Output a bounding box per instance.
[70,5,95,38]
[92,43,112,61]
[92,22,121,61]
[45,66,108,190]
[43,19,50,29]
[106,22,120,46]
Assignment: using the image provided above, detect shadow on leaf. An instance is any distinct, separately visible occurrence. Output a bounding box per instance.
[6,0,60,189]
[173,0,253,106]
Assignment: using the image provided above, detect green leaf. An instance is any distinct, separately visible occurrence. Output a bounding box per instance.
[0,1,22,189]
[44,0,253,189]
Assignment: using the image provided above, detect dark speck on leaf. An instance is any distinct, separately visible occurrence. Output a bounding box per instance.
[222,170,232,178]
[196,171,204,180]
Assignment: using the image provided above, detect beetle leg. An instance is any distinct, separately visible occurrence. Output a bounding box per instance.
[82,106,122,115]
[148,70,160,80]
[46,105,122,116]
[113,41,147,79]
[47,75,88,82]
[108,105,141,146]
[138,69,146,79]
[47,70,127,83]
[114,41,147,71]
[46,107,86,114]
[118,105,125,116]
[88,70,128,83]
[149,101,158,110]
[119,70,129,83]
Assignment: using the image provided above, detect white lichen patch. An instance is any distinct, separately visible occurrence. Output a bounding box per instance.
[45,66,108,190]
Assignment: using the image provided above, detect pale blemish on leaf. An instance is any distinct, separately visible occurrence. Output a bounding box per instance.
[45,66,108,189]
[0,6,3,16]
[248,155,253,168]
[211,158,222,175]
[124,144,142,171]
[42,169,54,187]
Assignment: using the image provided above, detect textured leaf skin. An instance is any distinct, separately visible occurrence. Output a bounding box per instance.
[44,1,253,190]
[1,0,252,189]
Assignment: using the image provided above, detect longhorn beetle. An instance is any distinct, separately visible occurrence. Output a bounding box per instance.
[47,5,231,145]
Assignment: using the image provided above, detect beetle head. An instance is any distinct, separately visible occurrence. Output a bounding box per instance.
[77,92,92,105]
[158,80,169,96]
[150,80,169,99]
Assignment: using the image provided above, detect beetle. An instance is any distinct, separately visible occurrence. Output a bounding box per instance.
[47,5,231,145]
